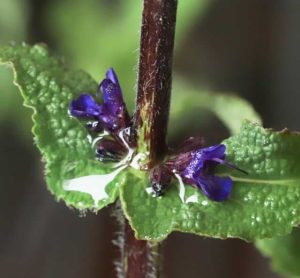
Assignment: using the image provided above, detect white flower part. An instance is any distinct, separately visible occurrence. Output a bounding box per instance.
[145,186,153,195]
[185,194,198,203]
[201,200,208,206]
[63,165,127,207]
[173,172,186,203]
[173,171,199,204]
[87,134,93,144]
[91,130,109,148]
[113,128,135,168]
[130,152,148,169]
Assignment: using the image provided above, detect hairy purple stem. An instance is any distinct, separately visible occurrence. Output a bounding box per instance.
[113,203,162,278]
[116,0,178,277]
[134,0,178,169]
[123,221,161,278]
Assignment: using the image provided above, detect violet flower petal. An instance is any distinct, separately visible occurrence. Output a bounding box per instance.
[106,67,120,86]
[69,94,101,118]
[98,69,130,131]
[182,144,227,180]
[197,175,233,201]
[97,104,119,131]
[200,144,226,160]
[183,152,204,181]
[100,79,124,115]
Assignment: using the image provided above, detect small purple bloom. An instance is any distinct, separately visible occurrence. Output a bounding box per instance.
[69,94,101,118]
[164,142,245,202]
[99,79,123,115]
[165,136,204,175]
[183,144,226,182]
[105,67,120,86]
[69,68,130,133]
[98,68,130,131]
[180,144,240,201]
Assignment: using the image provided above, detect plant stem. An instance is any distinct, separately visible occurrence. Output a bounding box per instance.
[113,202,162,278]
[116,0,178,277]
[134,0,178,169]
[123,221,161,278]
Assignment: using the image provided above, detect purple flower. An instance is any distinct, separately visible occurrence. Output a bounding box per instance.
[181,144,234,201]
[69,68,130,133]
[69,94,102,118]
[100,79,123,115]
[183,144,227,183]
[105,67,120,87]
[161,141,246,202]
[98,68,130,131]
[181,143,247,201]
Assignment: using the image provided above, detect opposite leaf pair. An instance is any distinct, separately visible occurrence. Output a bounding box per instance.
[4,44,300,243]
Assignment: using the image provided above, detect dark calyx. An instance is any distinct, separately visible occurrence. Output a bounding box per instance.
[150,165,172,196]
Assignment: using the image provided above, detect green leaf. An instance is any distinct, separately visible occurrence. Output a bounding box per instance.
[120,121,300,241]
[256,228,300,278]
[170,79,262,136]
[0,44,123,210]
[4,44,300,244]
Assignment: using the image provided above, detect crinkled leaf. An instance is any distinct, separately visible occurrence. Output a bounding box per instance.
[256,228,300,278]
[0,44,122,210]
[3,44,300,244]
[120,121,300,241]
[170,79,262,136]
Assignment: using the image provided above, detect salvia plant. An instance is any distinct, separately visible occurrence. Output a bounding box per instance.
[1,0,300,277]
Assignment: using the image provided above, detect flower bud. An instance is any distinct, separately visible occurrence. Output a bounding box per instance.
[150,165,172,197]
[95,139,126,162]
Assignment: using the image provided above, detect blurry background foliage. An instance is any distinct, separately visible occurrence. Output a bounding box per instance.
[1,0,300,277]
[0,0,30,135]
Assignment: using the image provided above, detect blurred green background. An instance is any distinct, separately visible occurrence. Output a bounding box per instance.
[1,0,300,277]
